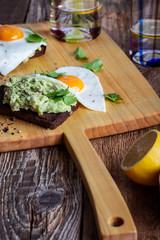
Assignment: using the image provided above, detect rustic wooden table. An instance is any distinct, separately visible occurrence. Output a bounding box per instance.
[0,0,160,239]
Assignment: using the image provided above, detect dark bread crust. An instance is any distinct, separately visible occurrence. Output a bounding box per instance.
[0,85,78,129]
[31,45,46,58]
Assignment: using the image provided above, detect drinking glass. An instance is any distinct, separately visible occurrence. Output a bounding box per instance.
[130,0,160,66]
[50,0,102,43]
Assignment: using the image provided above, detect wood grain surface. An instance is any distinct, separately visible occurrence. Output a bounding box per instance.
[0,22,160,153]
[0,0,160,240]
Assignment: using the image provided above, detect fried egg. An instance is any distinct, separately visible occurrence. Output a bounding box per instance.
[55,66,106,112]
[0,25,47,76]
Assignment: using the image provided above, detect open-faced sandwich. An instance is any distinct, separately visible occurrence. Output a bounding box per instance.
[0,67,106,129]
[0,25,47,76]
[0,74,78,129]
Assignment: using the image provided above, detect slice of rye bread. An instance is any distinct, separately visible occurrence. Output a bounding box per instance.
[0,85,78,129]
[31,45,46,58]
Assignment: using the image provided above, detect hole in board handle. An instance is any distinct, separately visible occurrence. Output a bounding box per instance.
[108,216,124,227]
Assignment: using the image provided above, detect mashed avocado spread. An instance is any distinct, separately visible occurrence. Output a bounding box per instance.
[3,75,77,115]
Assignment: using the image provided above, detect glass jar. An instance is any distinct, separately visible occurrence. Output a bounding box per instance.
[50,0,102,43]
[129,0,160,66]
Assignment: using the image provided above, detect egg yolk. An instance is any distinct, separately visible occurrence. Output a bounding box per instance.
[0,25,24,41]
[57,75,85,93]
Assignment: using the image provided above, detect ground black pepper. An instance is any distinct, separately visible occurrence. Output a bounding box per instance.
[3,127,8,132]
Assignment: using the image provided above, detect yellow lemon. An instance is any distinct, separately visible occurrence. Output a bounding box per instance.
[121,130,160,186]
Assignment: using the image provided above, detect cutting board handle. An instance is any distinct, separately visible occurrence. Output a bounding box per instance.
[63,126,137,240]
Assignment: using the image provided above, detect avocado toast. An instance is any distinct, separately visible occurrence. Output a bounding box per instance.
[0,75,78,129]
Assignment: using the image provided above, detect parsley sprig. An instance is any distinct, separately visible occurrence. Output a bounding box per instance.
[37,67,66,78]
[74,47,89,60]
[46,88,77,106]
[104,93,123,103]
[26,29,47,43]
[82,58,103,72]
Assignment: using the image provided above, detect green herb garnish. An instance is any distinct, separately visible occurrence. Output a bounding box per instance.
[104,93,123,103]
[26,28,47,43]
[46,88,77,106]
[39,67,66,78]
[46,88,69,98]
[74,47,89,60]
[82,58,103,72]
[64,95,77,105]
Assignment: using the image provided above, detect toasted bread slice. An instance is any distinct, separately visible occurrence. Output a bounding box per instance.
[31,45,46,58]
[0,85,78,129]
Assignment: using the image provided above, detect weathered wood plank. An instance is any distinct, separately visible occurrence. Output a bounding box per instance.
[0,146,82,240]
[25,0,50,23]
[101,0,131,54]
[0,0,31,24]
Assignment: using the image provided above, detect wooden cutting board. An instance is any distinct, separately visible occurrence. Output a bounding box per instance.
[1,21,160,239]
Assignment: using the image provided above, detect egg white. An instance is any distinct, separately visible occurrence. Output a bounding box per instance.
[55,66,106,112]
[0,27,47,76]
